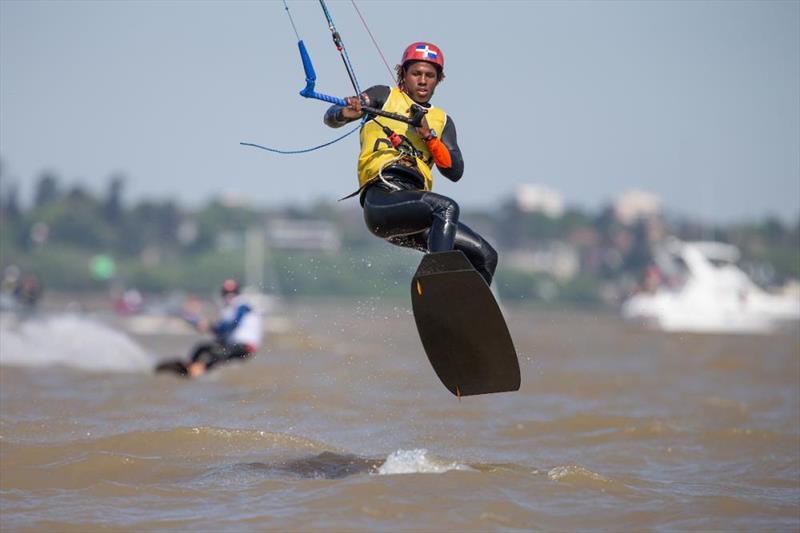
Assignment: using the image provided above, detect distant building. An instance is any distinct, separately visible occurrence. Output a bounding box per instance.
[515,184,564,217]
[266,219,341,252]
[613,190,661,224]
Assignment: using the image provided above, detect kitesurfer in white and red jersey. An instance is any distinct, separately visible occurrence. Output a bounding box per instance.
[324,42,498,285]
[183,279,262,377]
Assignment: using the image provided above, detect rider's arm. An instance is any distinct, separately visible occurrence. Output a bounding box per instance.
[429,116,463,182]
[324,85,391,127]
[211,304,252,339]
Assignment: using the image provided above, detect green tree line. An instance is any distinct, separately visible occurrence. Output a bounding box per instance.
[1,170,797,303]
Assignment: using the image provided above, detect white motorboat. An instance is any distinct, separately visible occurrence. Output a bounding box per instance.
[621,239,800,334]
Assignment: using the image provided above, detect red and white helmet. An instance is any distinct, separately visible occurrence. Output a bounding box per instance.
[220,278,240,296]
[401,42,444,71]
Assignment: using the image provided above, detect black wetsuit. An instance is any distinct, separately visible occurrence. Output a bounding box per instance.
[190,341,252,370]
[325,85,498,285]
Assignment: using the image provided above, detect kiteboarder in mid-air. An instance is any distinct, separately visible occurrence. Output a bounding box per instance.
[323,42,499,286]
[242,4,520,396]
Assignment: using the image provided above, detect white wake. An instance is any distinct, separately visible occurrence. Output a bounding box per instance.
[0,314,154,372]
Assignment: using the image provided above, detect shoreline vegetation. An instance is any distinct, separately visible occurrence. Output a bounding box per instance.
[1,172,798,306]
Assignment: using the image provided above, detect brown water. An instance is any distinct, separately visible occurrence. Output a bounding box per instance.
[1,300,798,531]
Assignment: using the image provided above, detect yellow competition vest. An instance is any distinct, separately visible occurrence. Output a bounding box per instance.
[357,87,447,191]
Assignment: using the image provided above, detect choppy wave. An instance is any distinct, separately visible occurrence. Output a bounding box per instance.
[197,448,475,484]
[2,425,479,491]
[376,449,473,475]
[0,314,153,372]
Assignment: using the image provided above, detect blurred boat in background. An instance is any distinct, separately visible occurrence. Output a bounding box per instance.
[621,238,800,334]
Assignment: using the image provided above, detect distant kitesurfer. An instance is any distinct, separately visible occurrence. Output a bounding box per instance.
[324,42,498,285]
[179,279,262,377]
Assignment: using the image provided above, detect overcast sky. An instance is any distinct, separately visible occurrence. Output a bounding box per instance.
[1,0,798,223]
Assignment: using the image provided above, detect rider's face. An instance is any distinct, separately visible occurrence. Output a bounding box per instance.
[403,61,440,103]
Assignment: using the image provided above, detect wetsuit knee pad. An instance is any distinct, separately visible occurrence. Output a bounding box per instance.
[421,193,459,252]
[422,193,459,224]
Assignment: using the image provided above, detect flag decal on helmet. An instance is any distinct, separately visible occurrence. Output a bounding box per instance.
[415,44,438,60]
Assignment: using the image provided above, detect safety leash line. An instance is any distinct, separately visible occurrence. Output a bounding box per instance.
[239,122,361,155]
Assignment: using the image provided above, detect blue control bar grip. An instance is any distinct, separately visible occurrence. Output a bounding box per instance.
[297,40,348,107]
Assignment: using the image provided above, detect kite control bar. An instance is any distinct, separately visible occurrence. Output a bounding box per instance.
[297,40,427,127]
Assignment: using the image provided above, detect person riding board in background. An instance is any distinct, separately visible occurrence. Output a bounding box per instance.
[324,42,498,286]
[182,279,263,377]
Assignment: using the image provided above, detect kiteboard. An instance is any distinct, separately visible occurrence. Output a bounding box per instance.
[410,250,521,397]
[154,359,189,377]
